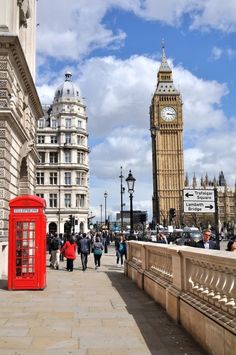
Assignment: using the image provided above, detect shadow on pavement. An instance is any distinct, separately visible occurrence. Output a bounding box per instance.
[105,269,207,355]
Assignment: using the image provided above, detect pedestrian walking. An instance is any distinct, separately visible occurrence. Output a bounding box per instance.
[196,230,218,249]
[78,233,90,271]
[93,235,103,269]
[61,235,77,272]
[50,234,61,270]
[115,235,127,267]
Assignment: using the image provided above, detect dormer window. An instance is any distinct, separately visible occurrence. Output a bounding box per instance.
[38,119,44,128]
[67,89,70,94]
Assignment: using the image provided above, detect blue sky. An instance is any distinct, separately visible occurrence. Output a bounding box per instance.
[36,0,236,222]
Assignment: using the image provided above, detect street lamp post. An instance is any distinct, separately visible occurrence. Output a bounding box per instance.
[126,170,136,240]
[104,192,108,229]
[119,166,125,231]
[100,204,103,228]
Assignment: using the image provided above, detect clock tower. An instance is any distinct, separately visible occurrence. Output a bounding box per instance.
[150,44,184,226]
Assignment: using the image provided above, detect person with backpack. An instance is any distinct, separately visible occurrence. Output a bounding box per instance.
[115,235,127,267]
[50,234,61,270]
[93,235,103,269]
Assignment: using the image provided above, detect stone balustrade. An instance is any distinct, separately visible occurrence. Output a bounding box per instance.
[125,241,236,355]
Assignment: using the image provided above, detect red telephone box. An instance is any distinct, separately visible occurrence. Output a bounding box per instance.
[8,195,47,290]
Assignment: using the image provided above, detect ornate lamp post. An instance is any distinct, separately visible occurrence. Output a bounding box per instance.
[119,166,125,231]
[104,191,108,229]
[100,204,103,228]
[126,170,136,240]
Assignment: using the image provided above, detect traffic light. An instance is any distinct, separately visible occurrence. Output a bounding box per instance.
[69,214,73,225]
[169,208,176,223]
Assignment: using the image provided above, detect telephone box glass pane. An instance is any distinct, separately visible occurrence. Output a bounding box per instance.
[16,221,35,278]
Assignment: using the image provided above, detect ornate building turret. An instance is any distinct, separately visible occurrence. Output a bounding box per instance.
[219,171,226,186]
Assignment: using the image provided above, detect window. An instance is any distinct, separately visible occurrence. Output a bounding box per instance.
[37,136,45,144]
[65,118,71,128]
[50,135,58,144]
[76,171,86,186]
[49,152,58,164]
[39,152,45,164]
[36,193,44,199]
[49,194,57,208]
[76,194,85,208]
[65,172,71,185]
[51,119,57,128]
[77,135,85,145]
[65,133,71,144]
[77,120,82,129]
[50,172,58,185]
[38,119,45,128]
[64,150,71,163]
[77,151,85,164]
[64,194,71,208]
[36,172,44,185]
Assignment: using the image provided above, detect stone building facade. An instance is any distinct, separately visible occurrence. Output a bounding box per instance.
[36,73,89,235]
[0,0,43,276]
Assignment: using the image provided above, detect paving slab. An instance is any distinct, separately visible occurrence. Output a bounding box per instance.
[0,245,207,354]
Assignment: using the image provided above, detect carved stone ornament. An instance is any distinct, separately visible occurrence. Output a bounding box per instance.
[18,0,31,28]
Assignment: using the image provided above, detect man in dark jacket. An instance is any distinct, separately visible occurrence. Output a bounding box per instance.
[78,233,90,271]
[196,230,218,250]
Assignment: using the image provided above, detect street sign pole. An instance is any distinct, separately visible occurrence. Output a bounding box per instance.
[214,187,220,249]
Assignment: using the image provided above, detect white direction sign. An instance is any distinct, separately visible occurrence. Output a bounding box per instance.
[184,201,215,213]
[183,189,215,213]
[184,189,214,202]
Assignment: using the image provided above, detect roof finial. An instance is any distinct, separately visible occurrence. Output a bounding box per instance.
[161,38,166,62]
[65,72,72,81]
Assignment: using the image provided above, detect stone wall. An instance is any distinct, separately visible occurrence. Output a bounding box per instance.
[125,242,236,355]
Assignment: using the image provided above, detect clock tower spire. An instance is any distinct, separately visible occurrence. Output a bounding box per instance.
[150,44,184,227]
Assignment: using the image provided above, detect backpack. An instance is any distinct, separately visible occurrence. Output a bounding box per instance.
[119,243,124,253]
[51,238,60,250]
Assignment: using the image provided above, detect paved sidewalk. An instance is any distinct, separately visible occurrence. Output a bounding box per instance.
[0,246,206,355]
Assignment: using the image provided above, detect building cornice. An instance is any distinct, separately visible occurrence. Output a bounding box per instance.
[0,34,43,119]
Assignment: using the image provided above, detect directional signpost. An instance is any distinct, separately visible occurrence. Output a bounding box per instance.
[183,189,215,213]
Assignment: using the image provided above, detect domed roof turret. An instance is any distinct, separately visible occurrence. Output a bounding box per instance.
[54,72,80,100]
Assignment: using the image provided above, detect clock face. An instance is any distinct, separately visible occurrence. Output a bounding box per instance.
[161,107,177,122]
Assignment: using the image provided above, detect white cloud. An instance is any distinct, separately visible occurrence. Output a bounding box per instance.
[174,66,228,131]
[210,46,236,62]
[189,0,236,33]
[78,55,156,137]
[37,0,236,63]
[37,0,127,60]
[211,46,223,61]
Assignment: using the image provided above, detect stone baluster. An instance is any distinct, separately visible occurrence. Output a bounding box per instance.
[211,267,226,306]
[224,269,236,315]
[201,264,214,301]
[199,263,211,297]
[188,260,201,292]
[192,261,204,295]
[195,262,207,297]
[218,267,231,308]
